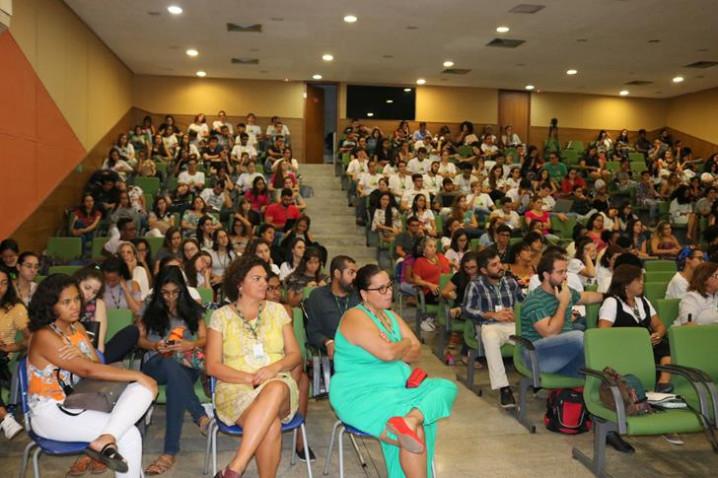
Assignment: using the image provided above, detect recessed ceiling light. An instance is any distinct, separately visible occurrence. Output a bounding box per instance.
[343,14,357,23]
[386,99,394,104]
[186,48,198,57]
[525,84,535,90]
[303,92,307,99]
[322,54,334,62]
[619,90,629,96]
[367,112,374,117]
[672,76,684,83]
[496,26,510,33]
[416,78,426,85]
[566,69,578,75]
[196,70,206,77]
[403,88,412,92]
[167,5,183,15]
[443,60,454,68]
[284,78,289,82]
[312,74,322,80]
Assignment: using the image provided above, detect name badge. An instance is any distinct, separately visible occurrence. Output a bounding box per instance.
[253,343,265,360]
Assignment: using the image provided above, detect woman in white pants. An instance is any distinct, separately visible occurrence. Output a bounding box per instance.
[27,273,157,476]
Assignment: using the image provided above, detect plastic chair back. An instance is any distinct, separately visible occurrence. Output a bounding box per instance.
[106,308,133,341]
[583,328,655,411]
[46,237,82,262]
[655,298,680,329]
[644,260,677,273]
[48,265,83,276]
[643,281,668,305]
[644,271,674,284]
[669,324,718,381]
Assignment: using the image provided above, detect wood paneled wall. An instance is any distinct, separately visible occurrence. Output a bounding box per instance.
[133,110,305,162]
[665,127,718,161]
[12,109,135,253]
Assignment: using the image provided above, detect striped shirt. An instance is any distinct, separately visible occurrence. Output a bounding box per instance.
[462,275,525,324]
[520,287,581,342]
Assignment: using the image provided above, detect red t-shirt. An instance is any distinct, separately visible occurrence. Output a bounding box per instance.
[264,202,300,228]
[412,254,450,294]
[524,210,551,234]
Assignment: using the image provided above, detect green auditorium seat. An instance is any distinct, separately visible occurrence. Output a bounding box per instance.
[46,237,82,262]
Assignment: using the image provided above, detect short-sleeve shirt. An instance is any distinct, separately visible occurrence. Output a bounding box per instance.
[0,304,28,358]
[264,203,300,228]
[209,301,290,373]
[412,255,451,295]
[598,296,656,325]
[520,287,581,342]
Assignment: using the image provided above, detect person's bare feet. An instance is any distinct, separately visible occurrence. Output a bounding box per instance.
[88,434,115,454]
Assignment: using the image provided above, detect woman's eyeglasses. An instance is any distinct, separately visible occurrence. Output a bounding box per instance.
[366,282,393,295]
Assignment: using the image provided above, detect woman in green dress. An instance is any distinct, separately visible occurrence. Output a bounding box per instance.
[330,264,457,478]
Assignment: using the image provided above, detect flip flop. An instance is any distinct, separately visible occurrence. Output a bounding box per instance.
[84,443,128,473]
[383,416,425,454]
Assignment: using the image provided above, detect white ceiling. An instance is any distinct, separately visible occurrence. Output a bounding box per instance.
[65,0,718,98]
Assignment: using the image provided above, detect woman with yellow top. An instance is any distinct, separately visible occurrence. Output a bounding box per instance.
[26,274,156,476]
[206,256,302,478]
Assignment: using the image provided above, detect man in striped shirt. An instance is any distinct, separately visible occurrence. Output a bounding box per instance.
[520,252,603,378]
[462,248,525,408]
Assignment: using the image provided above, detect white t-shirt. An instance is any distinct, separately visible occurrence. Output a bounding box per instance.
[266,124,290,137]
[595,265,612,293]
[178,171,206,187]
[542,195,556,212]
[407,157,431,175]
[665,272,689,299]
[200,188,227,212]
[212,120,234,134]
[423,173,442,194]
[401,189,431,209]
[279,262,296,281]
[389,174,413,197]
[236,172,263,192]
[438,162,457,177]
[468,193,494,210]
[132,266,151,301]
[568,258,594,287]
[188,123,210,139]
[346,159,368,179]
[231,144,258,160]
[677,291,718,326]
[245,124,262,143]
[358,173,382,196]
[599,296,656,325]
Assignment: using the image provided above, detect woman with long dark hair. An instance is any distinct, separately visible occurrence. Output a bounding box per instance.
[285,247,328,306]
[137,266,210,475]
[279,237,306,281]
[372,192,402,243]
[14,251,39,306]
[0,266,29,439]
[244,176,271,213]
[330,264,457,478]
[27,274,156,475]
[71,193,102,257]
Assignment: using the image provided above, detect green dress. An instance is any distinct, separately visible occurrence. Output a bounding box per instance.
[329,305,457,478]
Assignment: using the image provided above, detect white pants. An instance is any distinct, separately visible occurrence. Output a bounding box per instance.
[30,382,154,478]
[479,322,516,390]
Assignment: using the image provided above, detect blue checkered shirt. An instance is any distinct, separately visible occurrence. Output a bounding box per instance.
[462,275,525,324]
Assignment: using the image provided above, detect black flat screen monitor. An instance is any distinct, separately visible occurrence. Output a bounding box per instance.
[346,85,416,120]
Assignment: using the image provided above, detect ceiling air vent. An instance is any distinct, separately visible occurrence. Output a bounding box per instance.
[231,58,260,65]
[486,38,525,48]
[624,80,653,85]
[226,23,262,33]
[509,4,545,14]
[442,68,472,75]
[684,61,718,69]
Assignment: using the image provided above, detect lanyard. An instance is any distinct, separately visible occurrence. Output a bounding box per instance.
[233,302,265,340]
[334,294,349,317]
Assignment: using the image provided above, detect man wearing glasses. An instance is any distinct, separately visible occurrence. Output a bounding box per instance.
[462,248,524,408]
[305,255,359,359]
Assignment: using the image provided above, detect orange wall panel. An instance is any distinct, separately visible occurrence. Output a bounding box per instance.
[0,32,86,240]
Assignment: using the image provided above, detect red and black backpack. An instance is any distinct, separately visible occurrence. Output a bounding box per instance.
[544,387,592,434]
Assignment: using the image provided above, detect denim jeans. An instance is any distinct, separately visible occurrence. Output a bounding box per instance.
[142,355,206,455]
[524,330,585,378]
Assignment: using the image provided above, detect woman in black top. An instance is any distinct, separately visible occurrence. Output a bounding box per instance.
[441,251,479,319]
[598,264,673,392]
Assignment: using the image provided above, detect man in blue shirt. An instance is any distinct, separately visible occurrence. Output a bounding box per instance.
[463,248,525,407]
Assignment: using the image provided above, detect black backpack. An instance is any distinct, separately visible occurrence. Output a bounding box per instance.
[544,387,592,434]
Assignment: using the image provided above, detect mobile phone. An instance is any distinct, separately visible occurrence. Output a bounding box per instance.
[166,340,177,346]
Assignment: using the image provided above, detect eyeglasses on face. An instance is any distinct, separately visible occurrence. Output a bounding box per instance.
[366,281,393,295]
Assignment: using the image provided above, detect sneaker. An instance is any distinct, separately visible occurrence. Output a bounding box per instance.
[499,387,516,409]
[606,432,635,454]
[420,317,436,332]
[295,446,316,462]
[663,433,684,445]
[656,382,674,394]
[1,414,23,440]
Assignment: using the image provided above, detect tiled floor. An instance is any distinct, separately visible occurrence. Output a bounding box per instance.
[3,343,718,477]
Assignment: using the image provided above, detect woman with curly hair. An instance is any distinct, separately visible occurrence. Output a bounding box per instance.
[26,274,156,475]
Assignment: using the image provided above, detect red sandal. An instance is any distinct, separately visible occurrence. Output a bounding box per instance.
[381,417,425,454]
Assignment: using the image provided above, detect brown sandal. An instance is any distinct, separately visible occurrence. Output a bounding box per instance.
[89,458,107,475]
[67,456,92,477]
[145,455,176,475]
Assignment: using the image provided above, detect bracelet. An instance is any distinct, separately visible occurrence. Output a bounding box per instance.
[325,340,335,346]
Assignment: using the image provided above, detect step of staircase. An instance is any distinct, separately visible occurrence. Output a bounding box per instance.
[302,164,377,267]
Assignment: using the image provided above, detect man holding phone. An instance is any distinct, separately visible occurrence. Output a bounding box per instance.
[462,248,525,408]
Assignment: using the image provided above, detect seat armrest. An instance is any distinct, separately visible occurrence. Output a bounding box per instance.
[581,367,628,434]
[656,365,711,419]
[510,335,541,387]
